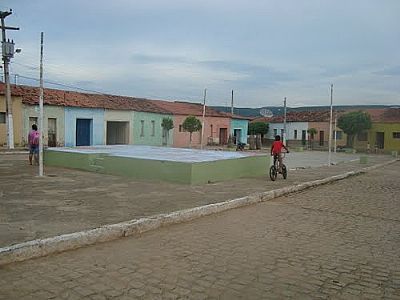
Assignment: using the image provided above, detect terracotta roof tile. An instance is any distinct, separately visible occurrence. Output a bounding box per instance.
[217,111,253,120]
[0,83,170,114]
[148,100,230,118]
[252,111,335,123]
[252,108,400,123]
[359,108,400,123]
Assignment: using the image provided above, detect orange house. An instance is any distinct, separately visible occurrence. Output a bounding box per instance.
[150,100,231,148]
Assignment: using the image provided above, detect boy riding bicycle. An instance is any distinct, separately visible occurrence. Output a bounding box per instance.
[270,135,289,172]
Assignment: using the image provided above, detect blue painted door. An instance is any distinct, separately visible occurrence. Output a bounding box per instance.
[76,119,92,146]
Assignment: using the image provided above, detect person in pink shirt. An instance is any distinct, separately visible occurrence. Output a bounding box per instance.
[28,124,40,165]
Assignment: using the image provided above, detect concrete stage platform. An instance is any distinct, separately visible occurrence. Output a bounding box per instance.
[45,145,269,184]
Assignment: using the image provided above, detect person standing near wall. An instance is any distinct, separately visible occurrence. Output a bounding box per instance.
[28,124,40,165]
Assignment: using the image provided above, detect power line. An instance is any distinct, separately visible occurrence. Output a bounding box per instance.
[13,74,109,95]
[10,61,38,71]
[10,60,97,77]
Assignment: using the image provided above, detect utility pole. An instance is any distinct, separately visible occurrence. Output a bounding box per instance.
[1,10,19,149]
[200,88,206,150]
[334,113,337,153]
[283,97,287,144]
[39,32,44,177]
[328,84,333,166]
[231,90,234,115]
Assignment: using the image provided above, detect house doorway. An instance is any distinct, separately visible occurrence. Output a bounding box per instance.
[219,128,228,145]
[106,121,129,145]
[233,129,242,144]
[376,132,384,149]
[319,131,324,146]
[48,118,57,147]
[301,130,307,145]
[76,119,92,146]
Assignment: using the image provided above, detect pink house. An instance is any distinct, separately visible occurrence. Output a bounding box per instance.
[150,100,231,148]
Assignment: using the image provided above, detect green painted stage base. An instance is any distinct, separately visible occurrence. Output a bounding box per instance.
[44,150,269,185]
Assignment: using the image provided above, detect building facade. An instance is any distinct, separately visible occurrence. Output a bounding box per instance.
[133,111,173,146]
[23,104,65,147]
[64,107,105,147]
[230,118,249,144]
[0,94,23,146]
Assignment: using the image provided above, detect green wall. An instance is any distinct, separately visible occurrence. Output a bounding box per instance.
[231,119,249,144]
[133,112,173,146]
[45,150,269,184]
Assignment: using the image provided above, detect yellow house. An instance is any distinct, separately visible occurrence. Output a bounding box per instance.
[0,87,23,147]
[369,123,400,152]
[353,108,400,153]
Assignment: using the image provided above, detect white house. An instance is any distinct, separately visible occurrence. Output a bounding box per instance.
[267,122,309,146]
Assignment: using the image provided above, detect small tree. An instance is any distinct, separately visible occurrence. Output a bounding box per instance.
[248,122,269,149]
[182,115,202,147]
[338,111,372,147]
[307,128,317,150]
[248,122,269,136]
[161,117,174,146]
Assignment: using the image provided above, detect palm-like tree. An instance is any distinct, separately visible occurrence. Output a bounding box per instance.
[161,117,174,146]
[307,128,317,150]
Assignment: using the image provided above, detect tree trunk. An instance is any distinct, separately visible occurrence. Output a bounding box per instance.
[249,135,256,150]
[162,128,167,146]
[189,132,192,148]
[347,134,354,148]
[255,134,262,150]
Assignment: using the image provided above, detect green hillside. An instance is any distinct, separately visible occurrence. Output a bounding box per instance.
[212,105,395,118]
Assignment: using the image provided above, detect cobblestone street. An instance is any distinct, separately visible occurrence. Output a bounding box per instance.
[0,153,392,246]
[0,162,399,299]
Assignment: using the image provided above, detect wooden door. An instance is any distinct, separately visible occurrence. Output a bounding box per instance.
[219,128,228,145]
[48,118,57,147]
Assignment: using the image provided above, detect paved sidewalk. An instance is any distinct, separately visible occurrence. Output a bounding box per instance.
[0,152,394,247]
[0,161,399,299]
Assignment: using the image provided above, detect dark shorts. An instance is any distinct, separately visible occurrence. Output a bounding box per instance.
[29,145,39,154]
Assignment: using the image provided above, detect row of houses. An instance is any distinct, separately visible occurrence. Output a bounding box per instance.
[0,83,249,148]
[253,108,400,153]
[1,83,399,153]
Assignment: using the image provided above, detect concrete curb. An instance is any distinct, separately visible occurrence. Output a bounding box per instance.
[1,158,398,266]
[0,151,29,155]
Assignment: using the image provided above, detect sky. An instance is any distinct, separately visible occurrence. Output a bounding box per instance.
[2,0,400,108]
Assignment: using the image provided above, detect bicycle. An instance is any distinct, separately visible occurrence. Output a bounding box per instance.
[269,152,288,181]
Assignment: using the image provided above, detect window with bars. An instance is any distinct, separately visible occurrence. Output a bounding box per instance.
[334,130,343,140]
[140,120,145,137]
[151,120,155,136]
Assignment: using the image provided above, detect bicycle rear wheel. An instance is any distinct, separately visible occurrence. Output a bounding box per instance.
[269,165,277,181]
[282,164,287,179]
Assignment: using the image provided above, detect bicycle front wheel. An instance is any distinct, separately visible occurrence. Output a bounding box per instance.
[269,165,277,181]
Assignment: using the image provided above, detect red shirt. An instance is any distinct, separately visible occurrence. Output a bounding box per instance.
[271,141,284,154]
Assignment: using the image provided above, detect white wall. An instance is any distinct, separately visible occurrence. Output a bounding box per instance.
[268,122,309,140]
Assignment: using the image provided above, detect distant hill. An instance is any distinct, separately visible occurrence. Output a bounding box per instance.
[212,105,396,118]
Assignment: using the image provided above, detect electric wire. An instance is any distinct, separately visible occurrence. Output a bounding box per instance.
[11,74,108,95]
